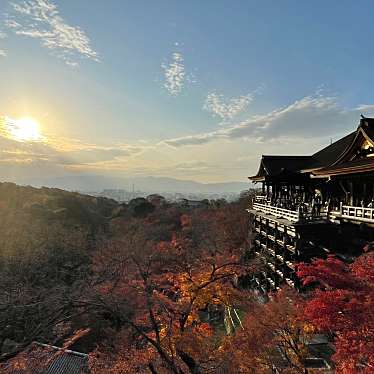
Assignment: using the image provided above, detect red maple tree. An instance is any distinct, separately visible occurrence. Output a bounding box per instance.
[297,253,374,373]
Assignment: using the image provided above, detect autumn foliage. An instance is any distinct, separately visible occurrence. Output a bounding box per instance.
[297,253,374,373]
[3,183,374,374]
[88,201,251,374]
[0,188,254,373]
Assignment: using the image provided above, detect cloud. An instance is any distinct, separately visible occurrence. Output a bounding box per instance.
[162,133,218,147]
[0,138,142,169]
[0,116,143,169]
[203,91,253,123]
[163,94,372,147]
[57,147,136,166]
[170,161,215,172]
[117,161,220,178]
[162,51,186,96]
[6,0,99,66]
[0,32,7,56]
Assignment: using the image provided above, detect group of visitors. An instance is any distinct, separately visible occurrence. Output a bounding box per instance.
[257,187,374,219]
[261,190,324,217]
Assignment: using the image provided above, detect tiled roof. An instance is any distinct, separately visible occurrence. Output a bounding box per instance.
[249,117,374,180]
[8,343,89,374]
[262,155,313,175]
[312,156,374,177]
[310,131,356,169]
[249,155,313,180]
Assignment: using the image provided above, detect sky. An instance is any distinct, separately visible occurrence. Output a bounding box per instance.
[1,0,374,185]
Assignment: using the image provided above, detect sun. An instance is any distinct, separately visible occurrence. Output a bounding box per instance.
[5,116,42,142]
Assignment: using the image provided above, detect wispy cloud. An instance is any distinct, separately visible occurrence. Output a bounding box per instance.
[114,160,220,178]
[64,145,144,166]
[162,51,186,96]
[0,32,7,57]
[163,94,374,147]
[6,0,99,66]
[203,91,253,123]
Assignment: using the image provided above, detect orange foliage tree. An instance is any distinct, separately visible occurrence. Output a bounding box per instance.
[88,205,251,374]
[216,289,312,374]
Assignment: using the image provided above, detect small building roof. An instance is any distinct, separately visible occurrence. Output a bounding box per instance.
[6,343,88,374]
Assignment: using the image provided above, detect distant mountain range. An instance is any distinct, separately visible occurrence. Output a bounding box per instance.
[17,175,251,194]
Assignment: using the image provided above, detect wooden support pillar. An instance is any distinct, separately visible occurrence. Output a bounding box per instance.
[265,219,269,247]
[349,181,354,206]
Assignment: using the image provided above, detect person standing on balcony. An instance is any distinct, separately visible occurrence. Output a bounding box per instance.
[316,192,322,215]
[312,190,322,216]
[297,203,305,221]
[325,198,332,215]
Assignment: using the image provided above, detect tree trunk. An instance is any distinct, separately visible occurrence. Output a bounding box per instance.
[177,349,201,374]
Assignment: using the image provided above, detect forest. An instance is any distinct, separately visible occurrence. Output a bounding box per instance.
[0,182,373,373]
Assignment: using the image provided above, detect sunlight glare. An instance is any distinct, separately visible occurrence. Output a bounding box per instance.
[5,117,42,142]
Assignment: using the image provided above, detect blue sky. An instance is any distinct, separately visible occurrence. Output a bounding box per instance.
[1,0,374,184]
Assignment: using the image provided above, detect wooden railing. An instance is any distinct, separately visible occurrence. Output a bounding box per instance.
[252,202,300,222]
[254,194,268,203]
[341,205,374,223]
[252,196,327,223]
[252,196,374,224]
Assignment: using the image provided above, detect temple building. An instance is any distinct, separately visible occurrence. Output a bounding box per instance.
[248,116,374,292]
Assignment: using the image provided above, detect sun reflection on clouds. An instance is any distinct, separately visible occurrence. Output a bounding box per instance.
[0,114,149,172]
[2,116,44,142]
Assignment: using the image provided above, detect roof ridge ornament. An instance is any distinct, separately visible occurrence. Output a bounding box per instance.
[360,114,369,128]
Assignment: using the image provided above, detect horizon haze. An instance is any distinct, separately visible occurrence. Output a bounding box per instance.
[12,174,250,194]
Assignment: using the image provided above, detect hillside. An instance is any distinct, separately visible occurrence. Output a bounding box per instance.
[0,182,118,258]
[15,175,250,194]
[0,182,251,367]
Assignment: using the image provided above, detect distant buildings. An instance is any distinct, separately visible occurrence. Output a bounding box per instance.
[97,188,144,202]
[176,198,210,209]
[90,189,242,203]
[248,116,374,292]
